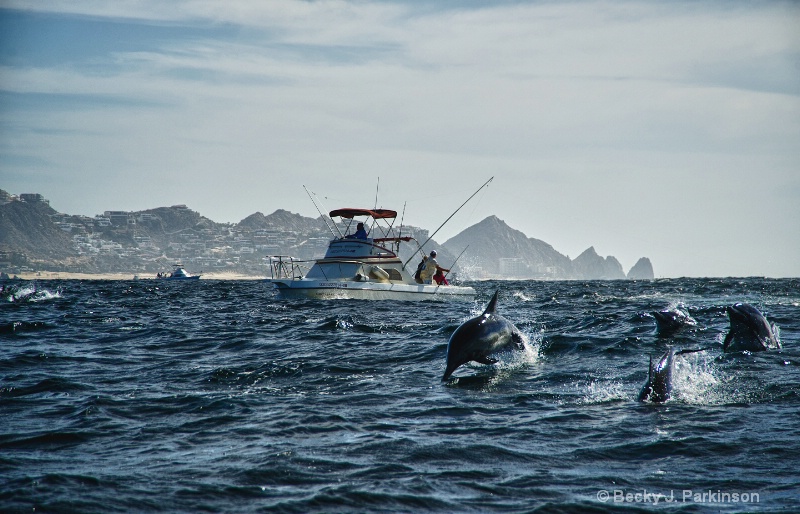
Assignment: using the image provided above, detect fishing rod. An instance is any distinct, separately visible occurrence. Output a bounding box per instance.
[397,201,407,239]
[443,245,469,280]
[403,176,494,269]
[369,177,381,236]
[303,185,340,238]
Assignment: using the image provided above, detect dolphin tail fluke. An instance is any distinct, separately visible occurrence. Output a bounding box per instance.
[484,290,500,314]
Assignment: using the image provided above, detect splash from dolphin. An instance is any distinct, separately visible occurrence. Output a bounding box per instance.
[638,347,709,403]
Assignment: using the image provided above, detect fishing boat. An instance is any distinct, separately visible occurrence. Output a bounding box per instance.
[266,208,475,301]
[158,264,201,280]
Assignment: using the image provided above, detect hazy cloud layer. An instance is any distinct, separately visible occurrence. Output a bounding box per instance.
[2,1,799,276]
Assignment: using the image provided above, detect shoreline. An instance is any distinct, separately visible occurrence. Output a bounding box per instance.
[13,271,265,281]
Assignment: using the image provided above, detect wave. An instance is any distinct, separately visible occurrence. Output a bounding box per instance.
[0,277,797,512]
[1,283,62,303]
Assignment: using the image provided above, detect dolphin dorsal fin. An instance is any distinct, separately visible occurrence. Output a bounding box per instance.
[484,291,499,314]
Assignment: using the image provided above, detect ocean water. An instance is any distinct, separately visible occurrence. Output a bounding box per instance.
[1,278,798,513]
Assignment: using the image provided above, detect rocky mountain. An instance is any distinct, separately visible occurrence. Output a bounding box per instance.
[0,190,654,279]
[444,216,653,280]
[571,246,626,280]
[627,257,655,280]
[443,215,573,279]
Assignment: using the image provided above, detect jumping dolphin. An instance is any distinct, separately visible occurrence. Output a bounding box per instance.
[442,291,524,381]
[723,303,780,353]
[638,347,708,403]
[652,307,697,335]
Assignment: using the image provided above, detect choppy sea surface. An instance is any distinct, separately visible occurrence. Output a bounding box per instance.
[1,278,798,513]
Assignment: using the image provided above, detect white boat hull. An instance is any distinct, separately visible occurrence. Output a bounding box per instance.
[269,279,475,301]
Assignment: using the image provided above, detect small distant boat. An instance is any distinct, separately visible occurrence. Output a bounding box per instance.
[158,265,201,280]
[266,208,475,301]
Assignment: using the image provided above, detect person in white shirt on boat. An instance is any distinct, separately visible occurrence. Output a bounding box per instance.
[420,250,449,284]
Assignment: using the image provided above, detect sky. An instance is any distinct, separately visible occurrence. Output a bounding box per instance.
[1,1,799,278]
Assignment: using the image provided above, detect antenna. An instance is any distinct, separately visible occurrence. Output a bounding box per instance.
[374,177,380,210]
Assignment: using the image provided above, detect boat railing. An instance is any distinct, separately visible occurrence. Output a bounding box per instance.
[267,255,311,280]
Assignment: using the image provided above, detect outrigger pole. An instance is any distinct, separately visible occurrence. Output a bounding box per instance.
[403,176,494,269]
[369,177,381,235]
[398,202,407,238]
[303,185,341,238]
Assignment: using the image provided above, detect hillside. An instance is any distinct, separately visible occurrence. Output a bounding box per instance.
[0,190,654,279]
[0,196,78,267]
[140,205,218,232]
[238,209,328,233]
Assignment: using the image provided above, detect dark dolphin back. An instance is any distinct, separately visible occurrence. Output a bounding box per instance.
[442,290,507,381]
[652,308,693,335]
[639,347,677,403]
[638,354,656,402]
[723,303,779,352]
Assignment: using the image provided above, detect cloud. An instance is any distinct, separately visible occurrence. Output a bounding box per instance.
[1,0,799,276]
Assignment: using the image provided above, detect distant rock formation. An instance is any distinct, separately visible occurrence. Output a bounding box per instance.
[442,216,653,280]
[572,246,627,280]
[627,257,655,279]
[443,215,573,279]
